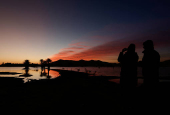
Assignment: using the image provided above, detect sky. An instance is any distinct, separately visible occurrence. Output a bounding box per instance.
[0,0,170,64]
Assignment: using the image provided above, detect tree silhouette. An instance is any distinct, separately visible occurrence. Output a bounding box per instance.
[40,59,43,65]
[24,60,30,69]
[46,58,52,77]
[47,58,52,65]
[40,59,44,71]
[47,58,51,68]
[20,59,32,77]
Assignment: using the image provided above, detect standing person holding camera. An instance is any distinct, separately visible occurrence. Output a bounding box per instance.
[118,44,139,89]
[118,44,139,108]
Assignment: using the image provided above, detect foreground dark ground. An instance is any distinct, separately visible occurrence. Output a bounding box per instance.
[0,70,169,114]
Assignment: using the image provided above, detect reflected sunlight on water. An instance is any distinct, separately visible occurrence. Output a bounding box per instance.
[0,67,169,83]
[0,67,61,83]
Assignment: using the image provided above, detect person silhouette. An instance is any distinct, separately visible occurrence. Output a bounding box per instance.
[118,44,139,108]
[118,44,139,89]
[142,40,160,87]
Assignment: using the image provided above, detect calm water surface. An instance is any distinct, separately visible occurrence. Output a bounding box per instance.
[0,67,169,83]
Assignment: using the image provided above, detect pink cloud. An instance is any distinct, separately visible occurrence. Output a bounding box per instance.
[50,42,92,61]
[50,39,136,62]
[50,29,170,62]
[50,50,76,61]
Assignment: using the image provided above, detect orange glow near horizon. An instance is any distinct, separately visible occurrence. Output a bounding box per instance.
[0,1,169,65]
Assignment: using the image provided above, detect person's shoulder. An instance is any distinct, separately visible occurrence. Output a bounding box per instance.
[153,50,159,54]
[153,50,160,56]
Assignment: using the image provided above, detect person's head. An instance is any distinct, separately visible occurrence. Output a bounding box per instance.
[128,44,135,52]
[143,40,154,50]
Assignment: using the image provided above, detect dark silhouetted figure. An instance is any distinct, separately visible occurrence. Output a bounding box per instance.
[140,40,160,114]
[142,40,160,87]
[118,44,139,108]
[118,44,139,89]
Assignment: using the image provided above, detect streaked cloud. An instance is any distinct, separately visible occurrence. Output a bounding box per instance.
[50,29,170,62]
[61,47,86,50]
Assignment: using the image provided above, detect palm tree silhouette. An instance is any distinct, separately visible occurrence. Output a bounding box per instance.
[47,58,52,65]
[46,58,52,77]
[24,60,30,69]
[21,59,32,77]
[46,58,52,70]
[40,59,43,64]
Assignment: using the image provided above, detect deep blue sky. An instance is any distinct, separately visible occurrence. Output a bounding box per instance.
[0,0,170,63]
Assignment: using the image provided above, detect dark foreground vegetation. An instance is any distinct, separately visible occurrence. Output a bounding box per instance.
[0,70,169,114]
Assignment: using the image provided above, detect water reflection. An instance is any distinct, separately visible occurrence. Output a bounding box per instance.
[47,69,51,79]
[42,69,60,79]
[40,70,47,77]
[19,68,32,77]
[21,68,61,83]
[19,60,33,77]
[0,67,169,84]
[0,67,62,83]
[48,70,61,79]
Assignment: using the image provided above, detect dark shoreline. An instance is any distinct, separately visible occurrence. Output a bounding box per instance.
[0,70,169,114]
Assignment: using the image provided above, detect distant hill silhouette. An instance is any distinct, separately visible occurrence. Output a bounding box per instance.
[0,59,170,67]
[50,59,117,67]
[160,60,170,67]
[137,60,170,67]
